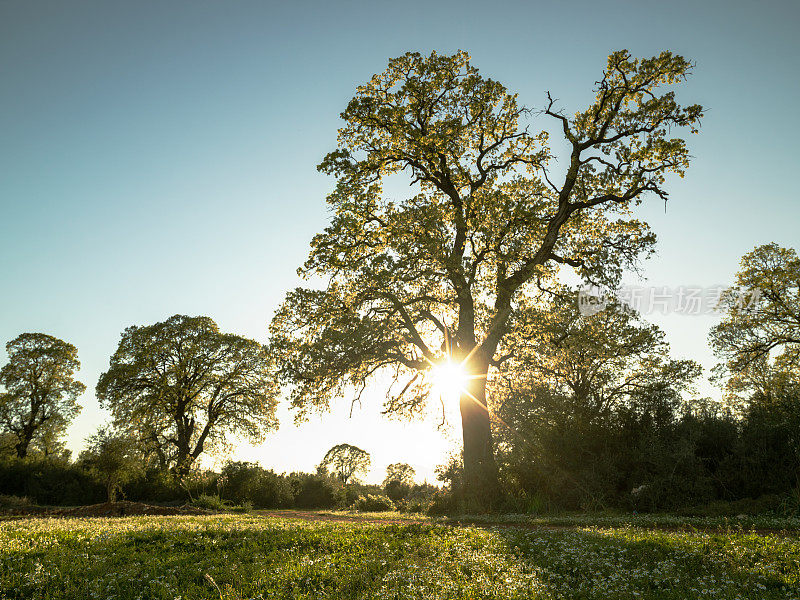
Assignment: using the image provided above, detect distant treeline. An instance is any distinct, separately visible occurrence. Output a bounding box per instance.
[429,384,800,515]
[0,458,438,512]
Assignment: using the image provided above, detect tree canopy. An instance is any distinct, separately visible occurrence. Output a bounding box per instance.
[497,288,701,424]
[710,243,800,401]
[270,49,704,502]
[97,315,279,475]
[79,428,142,502]
[383,462,416,487]
[494,291,701,509]
[319,443,371,485]
[0,333,85,458]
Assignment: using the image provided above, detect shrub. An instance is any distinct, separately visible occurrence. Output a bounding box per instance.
[403,500,430,514]
[122,469,185,503]
[191,494,228,511]
[426,490,458,515]
[231,500,253,513]
[219,461,294,508]
[290,472,342,509]
[354,494,395,512]
[0,494,32,509]
[677,495,783,517]
[384,479,410,503]
[0,457,102,505]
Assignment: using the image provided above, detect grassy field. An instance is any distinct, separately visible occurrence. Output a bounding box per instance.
[1,514,799,599]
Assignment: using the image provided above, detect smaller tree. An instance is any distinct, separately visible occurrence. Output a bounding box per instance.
[79,428,142,502]
[710,243,800,400]
[383,462,416,502]
[97,315,279,475]
[319,443,371,485]
[383,462,416,486]
[0,333,85,458]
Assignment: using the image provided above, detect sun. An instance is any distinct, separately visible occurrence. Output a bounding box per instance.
[430,359,469,400]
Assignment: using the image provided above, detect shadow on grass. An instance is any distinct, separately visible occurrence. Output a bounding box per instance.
[2,518,799,599]
[493,525,800,600]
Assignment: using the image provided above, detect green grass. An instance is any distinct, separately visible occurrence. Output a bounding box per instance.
[1,514,799,599]
[441,512,800,532]
[321,509,431,521]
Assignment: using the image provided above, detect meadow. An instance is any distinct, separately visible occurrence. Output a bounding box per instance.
[1,513,799,599]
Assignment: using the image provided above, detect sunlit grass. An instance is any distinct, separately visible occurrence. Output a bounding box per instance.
[1,514,798,599]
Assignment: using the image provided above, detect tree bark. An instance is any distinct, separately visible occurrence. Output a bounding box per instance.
[14,438,29,459]
[459,359,500,509]
[14,425,35,459]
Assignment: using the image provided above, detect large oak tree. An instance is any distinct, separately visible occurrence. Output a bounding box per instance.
[0,333,84,458]
[97,315,279,475]
[270,50,703,502]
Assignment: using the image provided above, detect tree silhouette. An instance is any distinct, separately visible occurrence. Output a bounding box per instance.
[319,443,371,485]
[97,315,279,475]
[0,333,84,458]
[270,49,703,503]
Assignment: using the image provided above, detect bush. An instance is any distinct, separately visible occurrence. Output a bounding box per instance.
[403,500,430,514]
[354,494,395,512]
[426,490,458,515]
[122,469,185,503]
[384,479,410,503]
[231,500,253,513]
[219,462,293,508]
[780,487,800,516]
[290,472,342,509]
[0,457,102,505]
[0,494,32,509]
[191,494,228,511]
[677,495,783,517]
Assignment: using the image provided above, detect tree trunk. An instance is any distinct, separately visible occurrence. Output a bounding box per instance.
[174,449,192,476]
[14,439,29,459]
[459,361,500,510]
[14,428,33,459]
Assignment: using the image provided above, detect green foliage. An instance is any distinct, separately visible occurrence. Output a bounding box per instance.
[231,500,253,513]
[121,468,187,503]
[490,379,800,512]
[384,479,410,503]
[0,494,32,509]
[353,493,395,512]
[0,333,84,459]
[319,443,371,485]
[491,291,701,511]
[710,243,800,394]
[191,494,229,511]
[383,462,415,488]
[0,456,102,506]
[270,49,704,503]
[218,461,294,508]
[710,243,800,402]
[78,428,142,502]
[97,315,279,474]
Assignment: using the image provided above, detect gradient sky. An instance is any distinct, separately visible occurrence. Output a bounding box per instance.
[1,0,798,483]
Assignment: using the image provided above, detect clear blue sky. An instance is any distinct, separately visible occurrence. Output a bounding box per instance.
[1,0,798,482]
